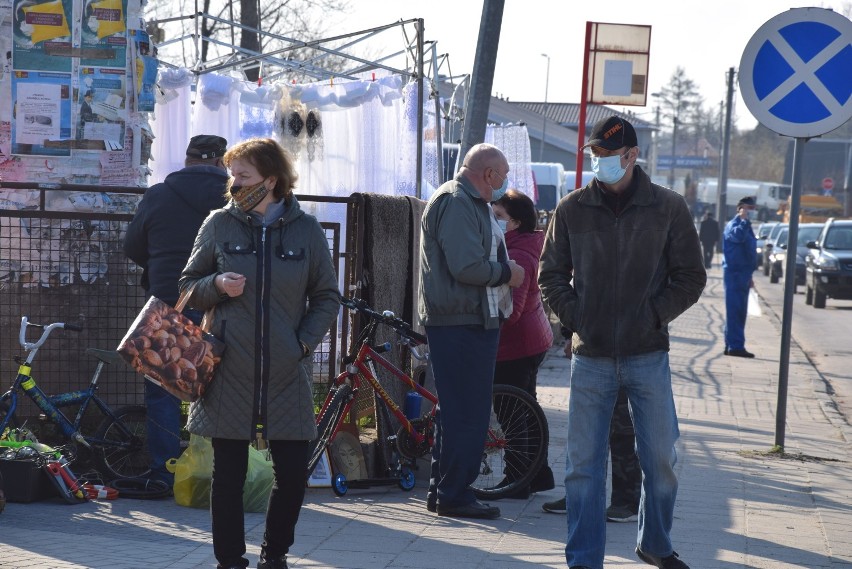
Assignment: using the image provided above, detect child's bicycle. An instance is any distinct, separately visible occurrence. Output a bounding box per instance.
[0,316,150,481]
[307,296,549,499]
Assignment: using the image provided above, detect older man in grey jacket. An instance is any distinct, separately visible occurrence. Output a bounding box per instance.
[419,143,524,520]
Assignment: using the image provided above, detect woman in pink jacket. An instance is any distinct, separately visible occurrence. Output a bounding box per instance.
[491,189,555,498]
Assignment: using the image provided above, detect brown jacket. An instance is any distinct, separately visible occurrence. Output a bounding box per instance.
[538,167,706,357]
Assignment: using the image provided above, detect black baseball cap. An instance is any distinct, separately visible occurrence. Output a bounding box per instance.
[186,135,227,159]
[581,116,638,151]
[738,196,756,207]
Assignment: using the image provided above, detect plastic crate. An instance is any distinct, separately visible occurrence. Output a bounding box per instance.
[0,458,56,503]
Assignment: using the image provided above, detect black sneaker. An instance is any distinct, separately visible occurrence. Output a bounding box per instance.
[636,546,690,569]
[606,504,638,522]
[257,554,288,569]
[542,495,567,513]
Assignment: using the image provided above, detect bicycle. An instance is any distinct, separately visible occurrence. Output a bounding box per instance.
[0,316,150,481]
[307,296,549,499]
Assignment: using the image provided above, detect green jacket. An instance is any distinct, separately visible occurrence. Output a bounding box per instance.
[179,197,339,440]
[539,167,706,357]
[418,175,510,330]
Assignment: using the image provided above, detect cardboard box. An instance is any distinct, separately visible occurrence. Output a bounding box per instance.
[0,458,56,503]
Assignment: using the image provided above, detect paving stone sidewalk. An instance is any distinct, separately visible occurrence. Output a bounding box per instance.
[1,265,850,568]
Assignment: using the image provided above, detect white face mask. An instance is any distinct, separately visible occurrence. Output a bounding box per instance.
[746,209,758,221]
[591,151,629,185]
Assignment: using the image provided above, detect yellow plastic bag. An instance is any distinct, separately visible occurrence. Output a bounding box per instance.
[173,434,274,513]
[173,434,213,509]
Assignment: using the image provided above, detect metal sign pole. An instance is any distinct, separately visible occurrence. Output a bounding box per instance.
[774,136,806,449]
[738,7,852,452]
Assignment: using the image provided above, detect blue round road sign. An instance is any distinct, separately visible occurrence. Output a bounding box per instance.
[739,8,852,137]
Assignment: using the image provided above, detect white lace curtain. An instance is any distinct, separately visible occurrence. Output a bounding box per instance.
[149,71,440,210]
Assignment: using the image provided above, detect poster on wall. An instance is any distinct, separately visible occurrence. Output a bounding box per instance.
[11,0,73,72]
[77,65,125,147]
[80,0,127,68]
[129,29,156,112]
[11,70,71,156]
[1,16,12,82]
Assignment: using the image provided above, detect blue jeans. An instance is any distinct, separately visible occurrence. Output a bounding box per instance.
[145,380,182,485]
[564,352,680,569]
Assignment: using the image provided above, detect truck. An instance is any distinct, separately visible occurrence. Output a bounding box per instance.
[695,178,791,221]
[778,194,844,223]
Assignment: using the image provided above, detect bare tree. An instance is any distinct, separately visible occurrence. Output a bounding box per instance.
[653,67,703,188]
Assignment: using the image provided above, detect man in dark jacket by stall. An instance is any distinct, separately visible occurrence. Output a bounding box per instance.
[123,134,229,486]
[699,211,721,269]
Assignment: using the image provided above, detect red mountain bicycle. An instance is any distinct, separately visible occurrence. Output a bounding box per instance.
[307,296,549,499]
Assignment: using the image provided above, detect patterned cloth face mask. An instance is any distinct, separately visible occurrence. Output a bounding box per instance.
[231,181,270,212]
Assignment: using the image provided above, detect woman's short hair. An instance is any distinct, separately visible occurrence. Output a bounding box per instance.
[222,138,298,203]
[495,189,538,233]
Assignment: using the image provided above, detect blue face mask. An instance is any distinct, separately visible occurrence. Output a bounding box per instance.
[496,219,508,233]
[490,171,509,202]
[591,152,629,185]
[746,209,758,221]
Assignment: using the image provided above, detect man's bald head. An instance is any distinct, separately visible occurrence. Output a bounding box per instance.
[458,143,510,202]
[461,143,506,175]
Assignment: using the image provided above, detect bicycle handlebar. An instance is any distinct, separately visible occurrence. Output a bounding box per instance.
[19,316,82,351]
[339,296,427,346]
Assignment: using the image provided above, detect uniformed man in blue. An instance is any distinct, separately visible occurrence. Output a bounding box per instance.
[722,196,758,358]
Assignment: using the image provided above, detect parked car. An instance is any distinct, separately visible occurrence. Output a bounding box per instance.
[804,218,852,308]
[767,223,822,287]
[762,222,788,275]
[756,221,779,268]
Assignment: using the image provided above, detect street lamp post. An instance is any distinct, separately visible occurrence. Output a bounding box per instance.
[670,115,679,188]
[538,53,550,162]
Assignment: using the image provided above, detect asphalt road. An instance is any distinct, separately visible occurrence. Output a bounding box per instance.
[751,262,852,423]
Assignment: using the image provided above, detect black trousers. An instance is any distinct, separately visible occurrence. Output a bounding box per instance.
[701,242,715,268]
[610,387,641,510]
[211,438,309,568]
[493,352,553,488]
[493,352,547,396]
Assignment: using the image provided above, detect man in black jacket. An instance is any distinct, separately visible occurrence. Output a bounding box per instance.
[699,211,721,269]
[539,116,705,569]
[123,134,229,486]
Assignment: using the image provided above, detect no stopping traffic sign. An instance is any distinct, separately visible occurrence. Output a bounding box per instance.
[739,8,852,138]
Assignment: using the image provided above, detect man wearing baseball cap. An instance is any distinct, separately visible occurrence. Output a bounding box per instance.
[124,134,229,488]
[722,196,758,358]
[539,116,706,569]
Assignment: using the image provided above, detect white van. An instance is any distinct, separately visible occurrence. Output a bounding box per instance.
[530,162,566,211]
[563,170,596,192]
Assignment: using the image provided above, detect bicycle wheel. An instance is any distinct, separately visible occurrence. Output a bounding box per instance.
[471,384,549,500]
[307,384,352,476]
[93,405,151,480]
[374,395,401,476]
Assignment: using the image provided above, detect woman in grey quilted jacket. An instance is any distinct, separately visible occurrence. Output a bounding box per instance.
[179,138,339,569]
